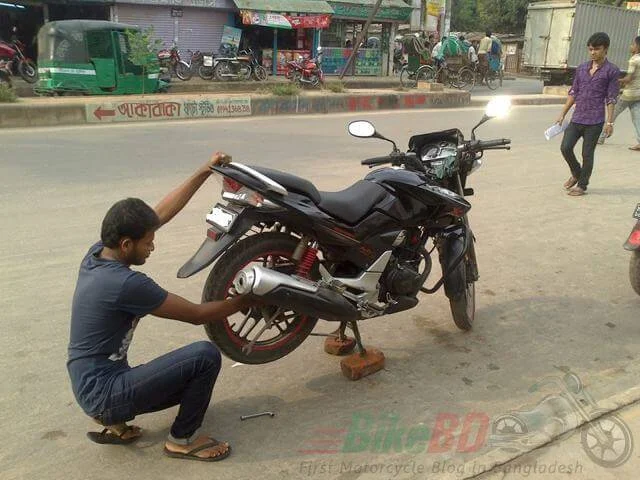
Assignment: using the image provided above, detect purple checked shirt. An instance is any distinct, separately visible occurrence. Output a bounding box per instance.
[569,59,620,125]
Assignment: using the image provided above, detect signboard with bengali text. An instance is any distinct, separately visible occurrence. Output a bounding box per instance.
[86,97,251,123]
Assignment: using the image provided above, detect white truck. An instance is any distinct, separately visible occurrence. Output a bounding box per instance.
[524,1,640,85]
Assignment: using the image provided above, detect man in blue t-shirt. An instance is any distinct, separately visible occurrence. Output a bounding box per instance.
[68,152,256,462]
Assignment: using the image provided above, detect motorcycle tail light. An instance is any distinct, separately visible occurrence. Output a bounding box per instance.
[626,228,640,247]
[222,177,242,193]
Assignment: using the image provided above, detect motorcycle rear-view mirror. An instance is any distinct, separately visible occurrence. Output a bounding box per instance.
[348,120,399,153]
[348,120,376,138]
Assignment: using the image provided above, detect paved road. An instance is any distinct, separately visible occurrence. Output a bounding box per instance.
[470,77,544,97]
[1,105,639,480]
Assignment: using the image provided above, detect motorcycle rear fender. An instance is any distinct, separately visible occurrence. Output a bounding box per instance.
[624,221,640,251]
[177,214,255,278]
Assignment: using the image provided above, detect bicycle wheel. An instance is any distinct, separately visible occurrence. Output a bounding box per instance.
[400,66,416,88]
[486,71,499,90]
[458,67,476,91]
[416,65,436,83]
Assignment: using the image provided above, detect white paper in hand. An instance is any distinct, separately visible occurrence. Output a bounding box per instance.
[545,122,568,141]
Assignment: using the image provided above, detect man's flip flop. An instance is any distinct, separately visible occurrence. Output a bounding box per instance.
[163,439,232,462]
[86,426,141,445]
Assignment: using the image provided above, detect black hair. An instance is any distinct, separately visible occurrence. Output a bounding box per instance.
[587,32,610,49]
[486,31,492,37]
[459,35,465,41]
[100,198,160,248]
[635,36,640,49]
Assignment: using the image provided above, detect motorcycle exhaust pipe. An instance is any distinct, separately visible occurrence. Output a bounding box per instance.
[234,266,359,322]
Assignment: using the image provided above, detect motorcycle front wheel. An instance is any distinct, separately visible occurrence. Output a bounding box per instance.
[19,60,37,83]
[198,65,214,80]
[440,233,476,331]
[202,233,319,364]
[175,61,192,81]
[630,251,640,295]
[253,65,267,81]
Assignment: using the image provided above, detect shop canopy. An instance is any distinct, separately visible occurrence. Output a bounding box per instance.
[327,0,412,22]
[234,0,334,29]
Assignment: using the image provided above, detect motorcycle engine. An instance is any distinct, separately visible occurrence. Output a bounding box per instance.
[382,253,431,297]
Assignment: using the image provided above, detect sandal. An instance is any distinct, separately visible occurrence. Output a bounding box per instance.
[629,145,640,151]
[563,176,578,190]
[567,187,586,196]
[87,425,142,445]
[164,438,231,462]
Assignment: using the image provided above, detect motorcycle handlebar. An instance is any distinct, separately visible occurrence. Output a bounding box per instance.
[477,138,511,149]
[361,155,395,166]
[458,138,511,153]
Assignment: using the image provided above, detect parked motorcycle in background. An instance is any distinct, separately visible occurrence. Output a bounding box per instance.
[213,47,266,81]
[0,59,12,88]
[285,47,324,87]
[176,97,512,365]
[157,45,191,81]
[0,40,37,83]
[624,203,640,295]
[199,43,234,80]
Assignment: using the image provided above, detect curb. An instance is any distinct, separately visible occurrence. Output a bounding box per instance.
[0,92,569,129]
[0,91,470,129]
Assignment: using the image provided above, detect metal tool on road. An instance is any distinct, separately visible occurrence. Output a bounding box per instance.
[240,411,275,421]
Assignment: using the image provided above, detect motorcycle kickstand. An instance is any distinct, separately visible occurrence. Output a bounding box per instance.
[338,322,349,341]
[348,321,366,356]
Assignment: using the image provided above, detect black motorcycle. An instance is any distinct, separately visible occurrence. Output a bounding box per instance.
[178,98,512,364]
[213,47,266,81]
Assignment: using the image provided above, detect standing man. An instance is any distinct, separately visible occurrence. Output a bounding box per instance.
[68,153,259,461]
[556,32,620,196]
[477,31,493,82]
[598,36,640,150]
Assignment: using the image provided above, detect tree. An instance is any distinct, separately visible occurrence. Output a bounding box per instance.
[125,27,162,95]
[451,0,479,32]
[452,0,625,35]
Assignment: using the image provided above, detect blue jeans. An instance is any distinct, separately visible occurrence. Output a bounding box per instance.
[96,341,222,440]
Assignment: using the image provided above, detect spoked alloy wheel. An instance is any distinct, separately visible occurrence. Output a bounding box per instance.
[202,233,318,364]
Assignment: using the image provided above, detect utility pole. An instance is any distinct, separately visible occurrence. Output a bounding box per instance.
[339,0,384,79]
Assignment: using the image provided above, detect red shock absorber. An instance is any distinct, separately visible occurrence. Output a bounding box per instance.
[296,246,318,279]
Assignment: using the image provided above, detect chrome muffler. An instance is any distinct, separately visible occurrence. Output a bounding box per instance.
[234,266,359,322]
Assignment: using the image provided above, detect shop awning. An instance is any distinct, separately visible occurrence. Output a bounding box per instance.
[327,0,412,22]
[233,0,334,15]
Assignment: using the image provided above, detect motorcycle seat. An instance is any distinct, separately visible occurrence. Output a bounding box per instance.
[251,166,387,225]
[252,166,321,203]
[318,181,388,225]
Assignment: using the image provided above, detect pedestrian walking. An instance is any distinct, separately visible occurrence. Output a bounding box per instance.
[598,36,640,150]
[556,32,620,196]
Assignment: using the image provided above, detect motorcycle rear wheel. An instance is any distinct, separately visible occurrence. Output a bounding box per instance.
[630,251,640,295]
[214,61,231,81]
[19,60,37,83]
[202,233,319,364]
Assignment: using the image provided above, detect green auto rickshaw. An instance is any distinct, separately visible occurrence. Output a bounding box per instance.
[35,20,169,96]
